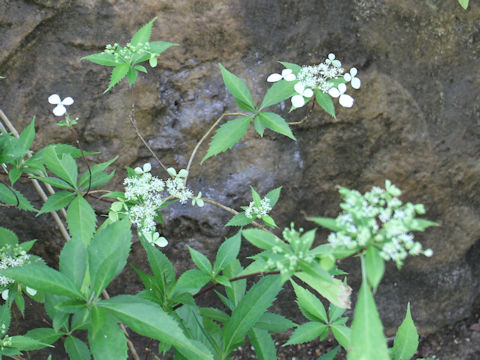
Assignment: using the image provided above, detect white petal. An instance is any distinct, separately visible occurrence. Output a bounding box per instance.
[291,95,305,108]
[338,83,347,94]
[48,94,61,105]
[1,290,8,301]
[62,97,74,106]
[339,94,354,108]
[53,104,66,116]
[155,236,168,247]
[143,163,152,172]
[26,287,37,296]
[344,73,352,82]
[284,73,296,81]
[294,82,305,94]
[332,60,341,68]
[303,88,314,98]
[350,67,358,76]
[267,73,282,82]
[351,77,361,89]
[134,167,143,174]
[328,88,340,98]
[281,69,293,76]
[328,53,335,60]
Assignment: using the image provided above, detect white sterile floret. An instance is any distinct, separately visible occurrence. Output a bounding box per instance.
[135,162,152,175]
[48,94,74,116]
[291,82,314,108]
[0,245,30,288]
[142,230,168,247]
[325,53,342,68]
[267,68,296,82]
[344,67,361,89]
[328,83,354,108]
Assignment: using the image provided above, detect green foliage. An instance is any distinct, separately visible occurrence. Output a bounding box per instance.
[392,303,419,360]
[458,0,469,9]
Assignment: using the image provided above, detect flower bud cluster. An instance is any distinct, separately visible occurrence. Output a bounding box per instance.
[0,334,12,350]
[245,197,272,219]
[0,244,30,287]
[104,42,151,63]
[266,53,361,109]
[327,180,433,267]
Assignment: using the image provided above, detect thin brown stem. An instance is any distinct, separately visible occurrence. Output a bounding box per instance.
[184,112,247,184]
[129,86,170,175]
[288,100,315,126]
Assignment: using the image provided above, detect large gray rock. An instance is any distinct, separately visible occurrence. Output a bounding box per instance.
[1,0,479,342]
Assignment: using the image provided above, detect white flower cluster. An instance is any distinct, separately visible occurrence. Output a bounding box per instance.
[266,53,361,109]
[0,244,30,287]
[327,180,433,267]
[122,164,200,247]
[245,197,272,219]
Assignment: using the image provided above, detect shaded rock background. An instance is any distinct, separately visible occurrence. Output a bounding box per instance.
[1,0,479,357]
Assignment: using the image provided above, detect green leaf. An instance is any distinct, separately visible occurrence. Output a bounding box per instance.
[213,231,241,274]
[60,235,87,289]
[77,156,117,190]
[17,117,36,156]
[201,116,251,163]
[82,52,119,66]
[8,167,23,186]
[0,226,18,247]
[308,217,343,232]
[318,346,340,360]
[279,62,302,74]
[222,275,283,353]
[331,324,351,349]
[89,219,132,297]
[172,269,211,296]
[105,63,130,92]
[9,335,52,351]
[253,117,266,136]
[291,281,328,323]
[242,229,286,251]
[458,0,469,9]
[127,67,138,87]
[265,186,282,208]
[0,264,83,298]
[99,295,213,360]
[329,304,347,322]
[315,90,336,118]
[38,191,75,215]
[67,196,97,245]
[392,303,419,360]
[43,147,78,187]
[219,64,255,112]
[365,247,385,291]
[142,240,176,285]
[130,17,157,46]
[284,322,328,346]
[260,80,296,110]
[64,336,91,360]
[258,112,295,140]
[248,327,276,360]
[255,312,296,332]
[348,277,389,359]
[226,212,253,227]
[294,271,351,309]
[188,246,212,274]
[89,307,128,360]
[31,176,74,190]
[24,328,62,347]
[149,41,179,54]
[0,184,36,211]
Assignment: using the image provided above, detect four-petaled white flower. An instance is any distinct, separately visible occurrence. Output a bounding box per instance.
[328,83,354,108]
[267,68,296,82]
[325,53,341,68]
[291,82,314,108]
[344,67,361,89]
[48,94,74,116]
[135,162,152,175]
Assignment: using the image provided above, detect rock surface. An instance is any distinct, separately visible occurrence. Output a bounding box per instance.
[1,0,479,345]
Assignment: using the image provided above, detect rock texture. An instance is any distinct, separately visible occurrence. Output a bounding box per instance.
[1,0,479,345]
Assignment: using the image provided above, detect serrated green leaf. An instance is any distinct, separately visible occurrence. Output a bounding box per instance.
[64,336,91,360]
[0,184,36,211]
[315,90,336,118]
[253,116,266,136]
[392,303,419,360]
[130,17,157,46]
[188,246,212,274]
[67,196,97,245]
[127,67,138,87]
[8,167,23,186]
[0,227,18,247]
[89,219,132,297]
[226,212,253,227]
[284,322,328,346]
[89,307,128,360]
[318,346,340,360]
[265,186,282,208]
[348,275,389,360]
[17,117,36,156]
[82,52,119,66]
[260,80,296,110]
[0,264,83,299]
[213,231,241,274]
[255,312,296,332]
[78,156,117,190]
[219,64,255,112]
[38,191,75,215]
[9,335,52,351]
[331,324,351,349]
[249,327,277,360]
[291,281,328,323]
[458,0,469,9]
[134,41,179,64]
[60,235,87,289]
[201,116,251,163]
[242,229,286,251]
[365,246,385,291]
[258,112,295,140]
[142,240,176,285]
[222,275,283,353]
[329,304,347,322]
[308,216,343,232]
[172,269,211,297]
[105,63,130,92]
[24,328,62,347]
[31,176,75,190]
[99,295,213,359]
[43,147,78,187]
